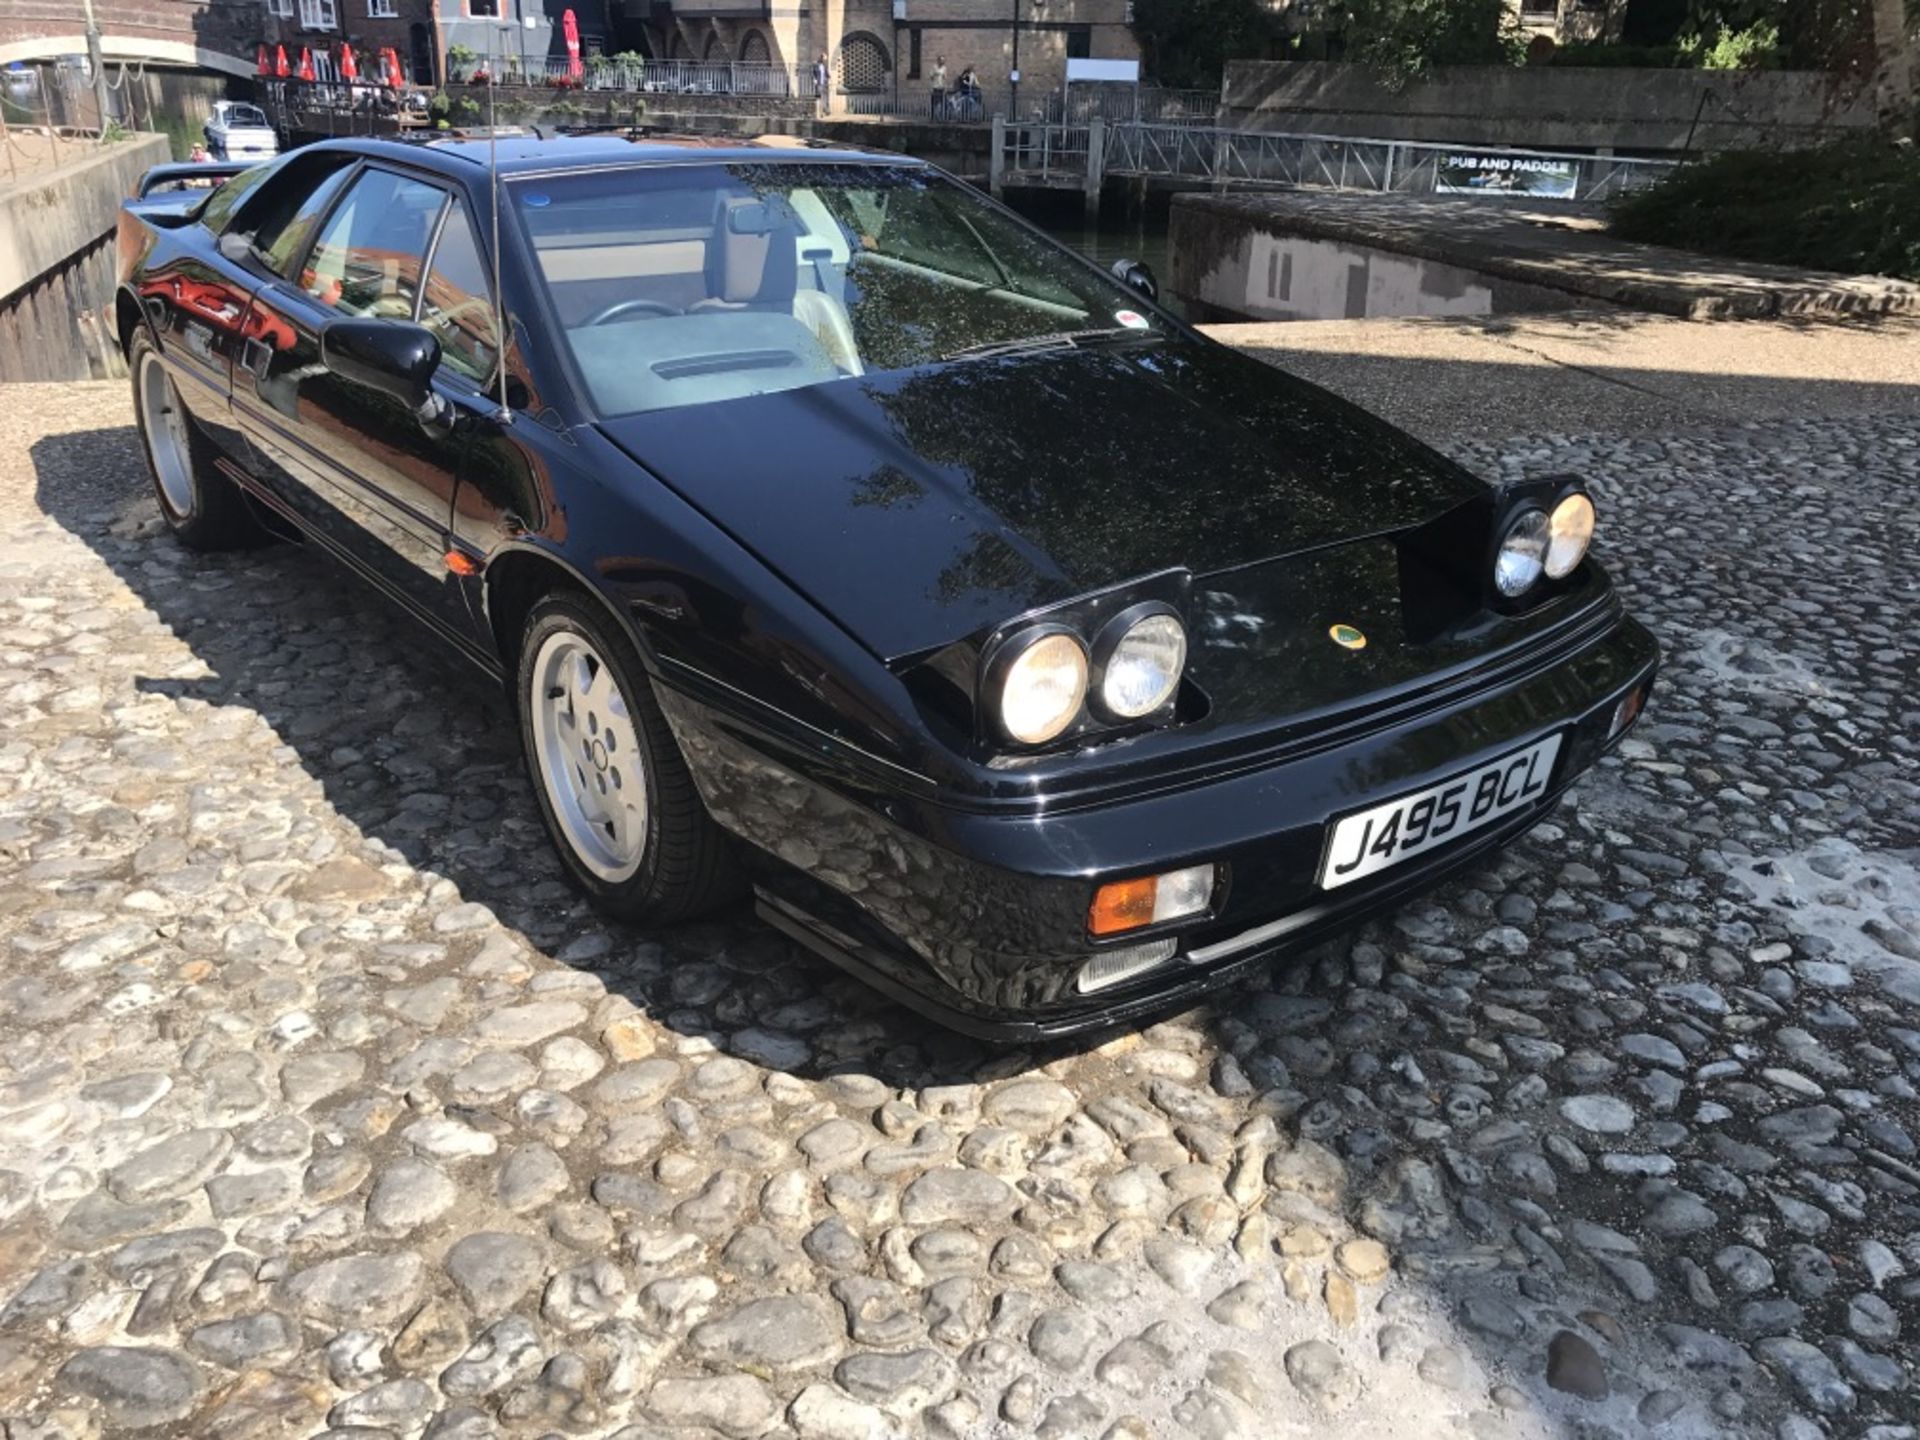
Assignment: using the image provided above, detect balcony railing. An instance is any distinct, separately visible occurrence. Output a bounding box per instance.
[445,57,1022,123]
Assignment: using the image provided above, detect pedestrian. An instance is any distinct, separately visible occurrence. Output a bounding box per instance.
[814,53,830,116]
[188,141,210,163]
[930,55,947,119]
[956,65,980,121]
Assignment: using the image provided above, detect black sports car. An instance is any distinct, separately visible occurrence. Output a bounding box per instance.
[112,134,1657,1040]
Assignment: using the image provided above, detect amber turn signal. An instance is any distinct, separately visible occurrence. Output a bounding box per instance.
[1609,682,1647,740]
[1090,877,1158,936]
[1088,864,1216,937]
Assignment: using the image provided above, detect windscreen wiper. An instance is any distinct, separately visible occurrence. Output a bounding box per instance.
[942,327,1164,362]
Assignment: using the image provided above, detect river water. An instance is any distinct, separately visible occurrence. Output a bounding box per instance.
[1003,189,1184,316]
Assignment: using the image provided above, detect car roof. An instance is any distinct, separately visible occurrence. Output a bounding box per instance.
[308,132,919,180]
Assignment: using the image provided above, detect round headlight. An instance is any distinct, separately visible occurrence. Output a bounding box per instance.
[1545,492,1595,579]
[1095,609,1187,720]
[1494,508,1550,598]
[995,629,1088,745]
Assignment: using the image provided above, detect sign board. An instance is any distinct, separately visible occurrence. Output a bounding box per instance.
[1065,58,1140,85]
[1434,152,1578,200]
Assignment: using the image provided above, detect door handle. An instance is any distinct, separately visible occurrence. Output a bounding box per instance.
[242,337,273,380]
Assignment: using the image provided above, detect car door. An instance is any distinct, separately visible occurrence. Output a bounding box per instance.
[231,164,474,644]
[132,159,312,464]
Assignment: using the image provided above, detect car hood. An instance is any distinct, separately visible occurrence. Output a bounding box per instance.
[598,335,1485,661]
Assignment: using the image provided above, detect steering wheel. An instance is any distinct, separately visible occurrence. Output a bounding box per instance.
[585,298,680,326]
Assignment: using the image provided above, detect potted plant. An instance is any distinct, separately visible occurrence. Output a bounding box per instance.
[446,43,477,84]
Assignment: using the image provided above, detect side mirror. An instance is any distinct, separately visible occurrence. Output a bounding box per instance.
[320,317,440,411]
[216,230,253,263]
[1110,257,1159,304]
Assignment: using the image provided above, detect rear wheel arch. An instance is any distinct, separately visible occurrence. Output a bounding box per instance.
[115,288,148,356]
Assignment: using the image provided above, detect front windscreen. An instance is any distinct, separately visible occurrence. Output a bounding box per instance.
[512,163,1163,417]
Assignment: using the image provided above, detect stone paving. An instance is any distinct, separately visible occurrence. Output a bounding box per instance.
[0,382,1916,1440]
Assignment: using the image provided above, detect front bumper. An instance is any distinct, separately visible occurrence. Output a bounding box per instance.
[663,612,1659,1041]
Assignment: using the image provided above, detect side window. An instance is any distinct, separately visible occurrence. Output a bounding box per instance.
[257,163,356,277]
[217,153,357,261]
[199,156,285,233]
[301,170,448,320]
[418,204,501,384]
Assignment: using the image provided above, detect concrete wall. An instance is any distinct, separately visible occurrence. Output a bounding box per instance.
[1221,61,1875,153]
[0,133,170,382]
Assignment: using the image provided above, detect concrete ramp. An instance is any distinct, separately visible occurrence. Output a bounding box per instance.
[1170,191,1920,324]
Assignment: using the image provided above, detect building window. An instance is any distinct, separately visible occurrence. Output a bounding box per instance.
[368,0,396,15]
[1520,0,1557,15]
[1066,25,1092,59]
[469,0,499,15]
[836,32,889,93]
[268,0,294,18]
[298,0,338,29]
[906,27,920,79]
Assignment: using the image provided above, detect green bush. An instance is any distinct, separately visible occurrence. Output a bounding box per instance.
[1611,138,1920,282]
[1676,19,1781,69]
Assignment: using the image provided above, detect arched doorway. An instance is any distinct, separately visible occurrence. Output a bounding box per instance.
[668,31,690,60]
[702,31,728,62]
[740,29,771,65]
[835,31,889,94]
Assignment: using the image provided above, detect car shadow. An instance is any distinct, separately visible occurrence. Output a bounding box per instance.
[28,422,1275,1087]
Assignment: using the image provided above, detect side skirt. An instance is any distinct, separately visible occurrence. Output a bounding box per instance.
[211,455,504,685]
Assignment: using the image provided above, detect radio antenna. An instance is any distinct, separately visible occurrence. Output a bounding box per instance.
[486,17,512,423]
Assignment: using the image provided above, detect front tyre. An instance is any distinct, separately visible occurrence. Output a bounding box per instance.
[518,593,740,922]
[129,330,256,550]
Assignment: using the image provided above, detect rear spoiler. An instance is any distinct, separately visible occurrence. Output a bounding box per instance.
[136,160,252,198]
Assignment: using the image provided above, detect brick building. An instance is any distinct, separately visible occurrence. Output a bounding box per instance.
[256,0,1140,107]
[593,0,1140,103]
[259,0,441,85]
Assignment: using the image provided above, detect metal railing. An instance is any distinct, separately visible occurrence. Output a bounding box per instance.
[455,57,827,98]
[1008,121,1678,202]
[445,57,801,94]
[446,56,1020,123]
[263,78,421,137]
[846,82,1007,121]
[1045,84,1220,127]
[1002,121,1094,181]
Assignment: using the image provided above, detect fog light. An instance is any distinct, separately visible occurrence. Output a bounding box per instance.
[1089,864,1216,938]
[1077,938,1178,994]
[1609,683,1647,740]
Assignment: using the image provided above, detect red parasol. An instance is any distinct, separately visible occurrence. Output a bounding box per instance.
[339,41,358,82]
[297,47,316,82]
[384,47,405,89]
[562,9,583,82]
[274,44,290,78]
[256,44,270,77]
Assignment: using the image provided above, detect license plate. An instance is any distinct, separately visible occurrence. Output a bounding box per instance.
[1318,734,1562,890]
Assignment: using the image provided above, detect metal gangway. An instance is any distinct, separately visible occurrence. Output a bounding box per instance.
[995,119,1679,207]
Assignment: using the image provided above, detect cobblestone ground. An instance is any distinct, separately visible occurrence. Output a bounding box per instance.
[0,383,1916,1440]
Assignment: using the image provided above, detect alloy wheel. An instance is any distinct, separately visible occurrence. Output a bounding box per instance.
[138,351,196,519]
[529,629,649,882]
